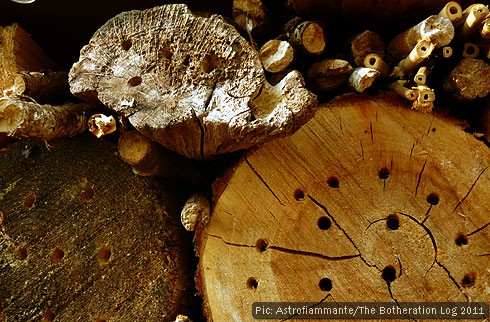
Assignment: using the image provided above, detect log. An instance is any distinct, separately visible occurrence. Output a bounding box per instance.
[462,42,480,59]
[389,80,418,101]
[307,59,352,91]
[392,38,435,79]
[258,39,294,73]
[0,24,56,92]
[285,19,326,55]
[87,113,116,138]
[457,4,489,40]
[232,0,267,32]
[4,71,70,103]
[195,93,490,321]
[347,67,380,93]
[443,58,490,100]
[349,30,385,67]
[480,16,490,39]
[0,134,196,321]
[437,1,463,22]
[414,66,430,85]
[363,53,390,76]
[69,4,317,159]
[412,84,435,113]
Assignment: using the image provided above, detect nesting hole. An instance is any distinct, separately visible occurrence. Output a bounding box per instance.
[382,265,396,283]
[42,309,55,321]
[246,277,258,289]
[128,76,142,87]
[378,167,390,180]
[462,272,476,288]
[16,246,28,260]
[426,192,440,205]
[455,233,468,246]
[294,189,305,201]
[81,186,94,202]
[386,214,400,230]
[466,46,475,55]
[421,45,427,52]
[369,57,376,66]
[23,193,36,209]
[327,176,339,188]
[182,54,190,66]
[319,277,333,291]
[121,39,132,51]
[431,128,436,132]
[317,216,331,230]
[201,53,220,74]
[255,239,268,252]
[97,246,112,265]
[423,93,429,100]
[449,6,458,14]
[51,247,65,264]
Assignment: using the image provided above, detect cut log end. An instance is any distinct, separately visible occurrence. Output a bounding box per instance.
[350,30,385,66]
[118,130,152,166]
[444,58,490,101]
[259,40,294,73]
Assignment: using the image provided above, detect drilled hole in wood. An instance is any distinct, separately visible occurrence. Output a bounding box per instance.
[16,246,27,260]
[121,39,132,51]
[466,46,475,55]
[81,186,94,202]
[317,216,331,230]
[386,214,400,230]
[319,277,333,291]
[23,193,36,209]
[246,277,258,289]
[182,54,190,66]
[159,46,173,60]
[421,46,427,52]
[97,246,112,265]
[426,192,440,205]
[51,247,65,264]
[462,272,476,288]
[327,176,339,188]
[294,189,305,201]
[449,6,458,14]
[43,309,55,321]
[431,127,436,132]
[455,233,468,246]
[255,239,268,252]
[128,76,142,87]
[95,318,107,322]
[382,265,396,283]
[378,167,390,180]
[369,57,376,65]
[201,53,220,73]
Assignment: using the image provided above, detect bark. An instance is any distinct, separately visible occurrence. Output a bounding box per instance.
[443,58,490,100]
[287,20,326,55]
[5,71,69,104]
[69,4,316,159]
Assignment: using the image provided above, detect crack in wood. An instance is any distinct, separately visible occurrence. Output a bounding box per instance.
[409,141,416,161]
[436,260,469,301]
[467,221,490,237]
[369,120,374,143]
[426,119,434,135]
[245,157,283,205]
[281,294,332,321]
[359,140,364,160]
[414,159,427,197]
[452,166,488,214]
[190,107,205,159]
[421,205,432,224]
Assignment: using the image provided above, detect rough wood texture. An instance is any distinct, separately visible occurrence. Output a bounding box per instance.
[350,30,385,67]
[0,135,194,321]
[307,59,352,91]
[347,67,380,93]
[0,24,56,92]
[69,4,317,159]
[196,93,490,321]
[258,40,294,73]
[5,71,69,104]
[443,58,490,101]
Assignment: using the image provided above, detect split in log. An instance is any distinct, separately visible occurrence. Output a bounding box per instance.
[387,15,454,59]
[363,53,390,76]
[349,30,385,67]
[347,67,380,93]
[0,97,92,141]
[443,58,490,101]
[285,19,326,55]
[392,38,435,78]
[195,93,490,321]
[0,24,56,92]
[87,113,116,138]
[0,134,196,321]
[258,39,294,73]
[438,1,463,22]
[307,59,352,91]
[4,71,69,104]
[180,193,211,232]
[456,4,489,40]
[462,42,480,59]
[69,4,317,159]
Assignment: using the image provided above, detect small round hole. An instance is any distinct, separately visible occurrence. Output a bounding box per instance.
[51,247,65,264]
[386,214,400,230]
[378,167,390,180]
[426,193,439,205]
[43,309,55,321]
[23,193,36,209]
[369,57,376,66]
[201,53,220,74]
[246,277,258,289]
[121,39,132,51]
[327,176,339,188]
[16,246,27,260]
[462,272,476,288]
[97,246,112,265]
[128,76,142,87]
[317,216,331,230]
[466,46,475,55]
[421,46,427,52]
[382,265,396,283]
[255,239,268,252]
[423,94,429,100]
[449,6,458,14]
[455,233,468,246]
[319,277,332,291]
[431,128,436,132]
[81,186,94,202]
[294,189,305,201]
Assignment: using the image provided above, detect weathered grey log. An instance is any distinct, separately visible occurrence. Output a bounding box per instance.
[69,4,316,159]
[443,58,490,101]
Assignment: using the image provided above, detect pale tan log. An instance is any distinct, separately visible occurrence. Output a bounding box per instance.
[0,97,91,141]
[196,93,490,321]
[388,15,454,59]
[389,80,418,101]
[442,46,453,58]
[457,4,489,40]
[462,43,480,58]
[0,24,56,92]
[69,4,317,159]
[414,66,429,85]
[350,30,385,66]
[5,71,69,103]
[287,20,326,55]
[443,58,490,100]
[412,84,435,113]
[307,59,352,91]
[363,53,390,76]
[87,114,116,138]
[480,16,490,39]
[180,193,211,232]
[347,67,380,93]
[392,39,435,78]
[258,40,294,73]
[438,1,463,22]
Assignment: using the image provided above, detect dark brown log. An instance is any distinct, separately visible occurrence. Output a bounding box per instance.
[307,59,352,91]
[350,30,385,67]
[444,58,490,100]
[69,4,317,159]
